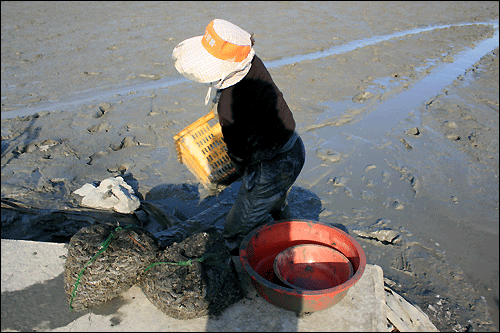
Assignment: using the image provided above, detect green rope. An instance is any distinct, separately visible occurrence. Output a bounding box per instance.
[69,224,133,310]
[142,252,222,272]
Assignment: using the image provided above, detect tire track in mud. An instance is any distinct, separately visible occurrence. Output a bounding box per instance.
[2,21,498,120]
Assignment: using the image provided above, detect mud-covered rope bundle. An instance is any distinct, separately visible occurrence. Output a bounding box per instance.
[64,223,159,310]
[140,227,244,320]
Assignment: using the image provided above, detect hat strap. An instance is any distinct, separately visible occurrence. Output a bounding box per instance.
[205,84,213,105]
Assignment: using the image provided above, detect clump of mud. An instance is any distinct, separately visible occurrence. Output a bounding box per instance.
[140,227,244,320]
[64,223,159,311]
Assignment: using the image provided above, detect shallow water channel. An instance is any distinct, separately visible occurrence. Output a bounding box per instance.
[291,22,499,331]
[2,22,498,121]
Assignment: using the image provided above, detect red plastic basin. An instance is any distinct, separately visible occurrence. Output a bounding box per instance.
[274,244,353,290]
[239,219,366,313]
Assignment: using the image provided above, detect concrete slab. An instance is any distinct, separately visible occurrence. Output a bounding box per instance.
[1,239,68,293]
[1,239,388,332]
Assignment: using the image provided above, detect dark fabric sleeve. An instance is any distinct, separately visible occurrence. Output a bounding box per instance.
[217,55,295,166]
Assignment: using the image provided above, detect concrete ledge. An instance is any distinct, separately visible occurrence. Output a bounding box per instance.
[1,239,437,332]
[1,239,68,293]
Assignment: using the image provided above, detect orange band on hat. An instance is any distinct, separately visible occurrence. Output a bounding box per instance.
[201,20,251,62]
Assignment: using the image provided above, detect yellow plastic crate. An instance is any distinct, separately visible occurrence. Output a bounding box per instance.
[173,109,236,189]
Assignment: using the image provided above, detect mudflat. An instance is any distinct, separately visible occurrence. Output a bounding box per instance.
[1,2,498,331]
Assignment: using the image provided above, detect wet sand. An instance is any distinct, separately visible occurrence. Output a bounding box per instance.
[1,2,499,332]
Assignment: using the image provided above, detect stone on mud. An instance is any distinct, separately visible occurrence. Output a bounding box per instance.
[73,176,140,214]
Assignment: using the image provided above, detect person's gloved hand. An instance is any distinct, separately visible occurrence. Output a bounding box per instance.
[217,153,245,186]
[217,163,243,186]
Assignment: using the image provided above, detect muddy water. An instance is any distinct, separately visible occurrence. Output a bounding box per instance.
[347,30,499,139]
[266,22,499,69]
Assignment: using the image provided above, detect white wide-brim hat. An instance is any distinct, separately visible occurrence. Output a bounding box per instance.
[172,19,255,87]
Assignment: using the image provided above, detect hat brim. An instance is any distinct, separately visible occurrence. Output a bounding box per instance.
[172,36,243,84]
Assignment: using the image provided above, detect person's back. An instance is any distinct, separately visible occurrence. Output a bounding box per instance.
[217,55,295,166]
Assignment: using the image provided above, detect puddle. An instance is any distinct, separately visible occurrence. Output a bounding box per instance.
[264,22,498,69]
[2,22,497,120]
[297,24,498,214]
[310,28,499,143]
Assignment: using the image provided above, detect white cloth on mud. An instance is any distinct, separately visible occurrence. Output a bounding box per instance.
[73,176,140,214]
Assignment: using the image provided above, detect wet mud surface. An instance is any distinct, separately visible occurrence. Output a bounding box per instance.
[1,2,499,332]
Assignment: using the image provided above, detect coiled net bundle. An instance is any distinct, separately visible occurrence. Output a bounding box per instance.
[140,227,244,319]
[64,223,159,311]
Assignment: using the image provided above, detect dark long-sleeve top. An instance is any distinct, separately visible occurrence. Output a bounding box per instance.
[217,55,296,167]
